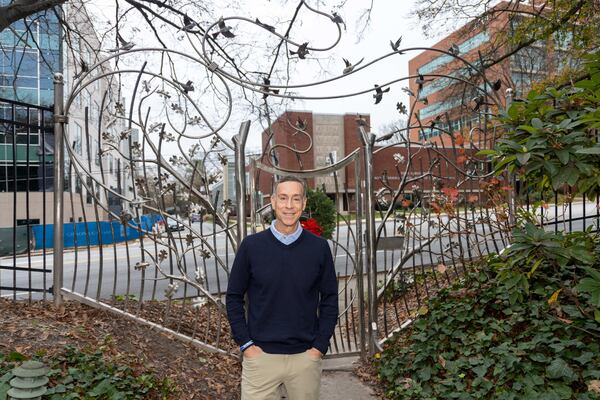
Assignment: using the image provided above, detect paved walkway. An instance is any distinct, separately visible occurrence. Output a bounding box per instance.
[320,370,377,399]
[320,357,377,399]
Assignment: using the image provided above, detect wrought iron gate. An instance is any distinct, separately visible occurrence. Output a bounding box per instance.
[246,146,367,357]
[39,7,600,361]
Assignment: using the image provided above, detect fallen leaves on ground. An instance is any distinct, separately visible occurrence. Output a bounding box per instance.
[0,298,241,399]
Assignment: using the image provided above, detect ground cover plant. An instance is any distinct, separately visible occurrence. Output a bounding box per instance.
[377,224,600,399]
[0,346,174,399]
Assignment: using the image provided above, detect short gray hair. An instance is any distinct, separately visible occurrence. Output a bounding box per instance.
[272,176,307,198]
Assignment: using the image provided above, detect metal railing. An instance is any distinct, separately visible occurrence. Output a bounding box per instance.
[0,97,54,301]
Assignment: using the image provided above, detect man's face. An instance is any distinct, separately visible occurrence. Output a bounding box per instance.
[271,181,306,230]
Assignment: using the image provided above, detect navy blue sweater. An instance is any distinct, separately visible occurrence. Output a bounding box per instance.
[226,229,339,355]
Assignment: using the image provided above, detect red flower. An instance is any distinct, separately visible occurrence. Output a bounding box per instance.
[301,218,323,236]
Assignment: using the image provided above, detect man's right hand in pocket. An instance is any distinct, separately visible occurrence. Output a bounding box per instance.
[243,345,262,358]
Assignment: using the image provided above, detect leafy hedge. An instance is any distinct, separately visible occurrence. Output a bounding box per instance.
[377,225,600,400]
[485,51,600,197]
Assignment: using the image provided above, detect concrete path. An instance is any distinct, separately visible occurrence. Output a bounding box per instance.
[320,356,377,399]
[320,370,377,399]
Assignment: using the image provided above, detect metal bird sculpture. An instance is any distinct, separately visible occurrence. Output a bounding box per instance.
[261,77,279,99]
[492,79,502,91]
[80,58,89,72]
[182,15,197,31]
[448,43,460,55]
[331,12,346,30]
[256,18,276,33]
[212,18,235,39]
[74,58,88,79]
[295,117,307,130]
[471,95,492,111]
[119,210,133,225]
[342,57,364,74]
[415,73,433,91]
[175,79,194,94]
[108,33,134,52]
[290,42,309,59]
[117,33,135,50]
[373,84,390,105]
[375,132,394,142]
[390,36,403,52]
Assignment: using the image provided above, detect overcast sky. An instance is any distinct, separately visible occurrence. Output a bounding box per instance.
[85,0,442,153]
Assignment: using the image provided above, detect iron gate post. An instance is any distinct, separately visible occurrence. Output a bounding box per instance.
[248,158,257,234]
[358,123,380,356]
[354,142,367,360]
[505,88,516,227]
[233,121,251,244]
[52,73,65,306]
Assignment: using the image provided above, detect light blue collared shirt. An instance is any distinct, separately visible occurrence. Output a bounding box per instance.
[270,220,303,245]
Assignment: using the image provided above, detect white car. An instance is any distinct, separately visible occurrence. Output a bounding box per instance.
[166,216,185,232]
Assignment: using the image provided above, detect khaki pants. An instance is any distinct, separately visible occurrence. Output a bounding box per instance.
[241,351,322,400]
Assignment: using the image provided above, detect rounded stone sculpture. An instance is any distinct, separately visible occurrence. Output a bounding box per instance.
[7,360,49,400]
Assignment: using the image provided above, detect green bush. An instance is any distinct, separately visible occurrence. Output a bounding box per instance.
[484,51,600,198]
[377,227,600,400]
[305,188,336,239]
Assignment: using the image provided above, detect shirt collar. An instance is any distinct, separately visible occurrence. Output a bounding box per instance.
[270,220,303,245]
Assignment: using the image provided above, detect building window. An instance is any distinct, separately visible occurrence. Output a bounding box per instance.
[73,123,82,155]
[75,176,82,194]
[0,12,60,108]
[92,101,100,125]
[419,98,462,120]
[86,176,93,204]
[418,31,490,75]
[94,139,100,166]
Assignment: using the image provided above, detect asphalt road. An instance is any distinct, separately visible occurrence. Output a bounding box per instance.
[2,203,597,302]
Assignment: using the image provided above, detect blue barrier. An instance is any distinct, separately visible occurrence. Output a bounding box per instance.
[31,214,163,250]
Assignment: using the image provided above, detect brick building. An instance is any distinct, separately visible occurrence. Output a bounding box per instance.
[257,111,476,212]
[408,1,574,146]
[257,111,369,212]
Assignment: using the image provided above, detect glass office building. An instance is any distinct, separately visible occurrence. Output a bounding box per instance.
[0,2,61,107]
[0,2,60,220]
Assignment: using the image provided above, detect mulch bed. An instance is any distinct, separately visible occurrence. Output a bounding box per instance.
[0,298,242,399]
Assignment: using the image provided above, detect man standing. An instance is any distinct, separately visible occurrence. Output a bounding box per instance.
[226,176,339,400]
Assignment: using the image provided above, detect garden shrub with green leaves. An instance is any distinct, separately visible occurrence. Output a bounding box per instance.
[483,51,600,197]
[378,226,600,399]
[305,188,336,239]
[0,346,174,399]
